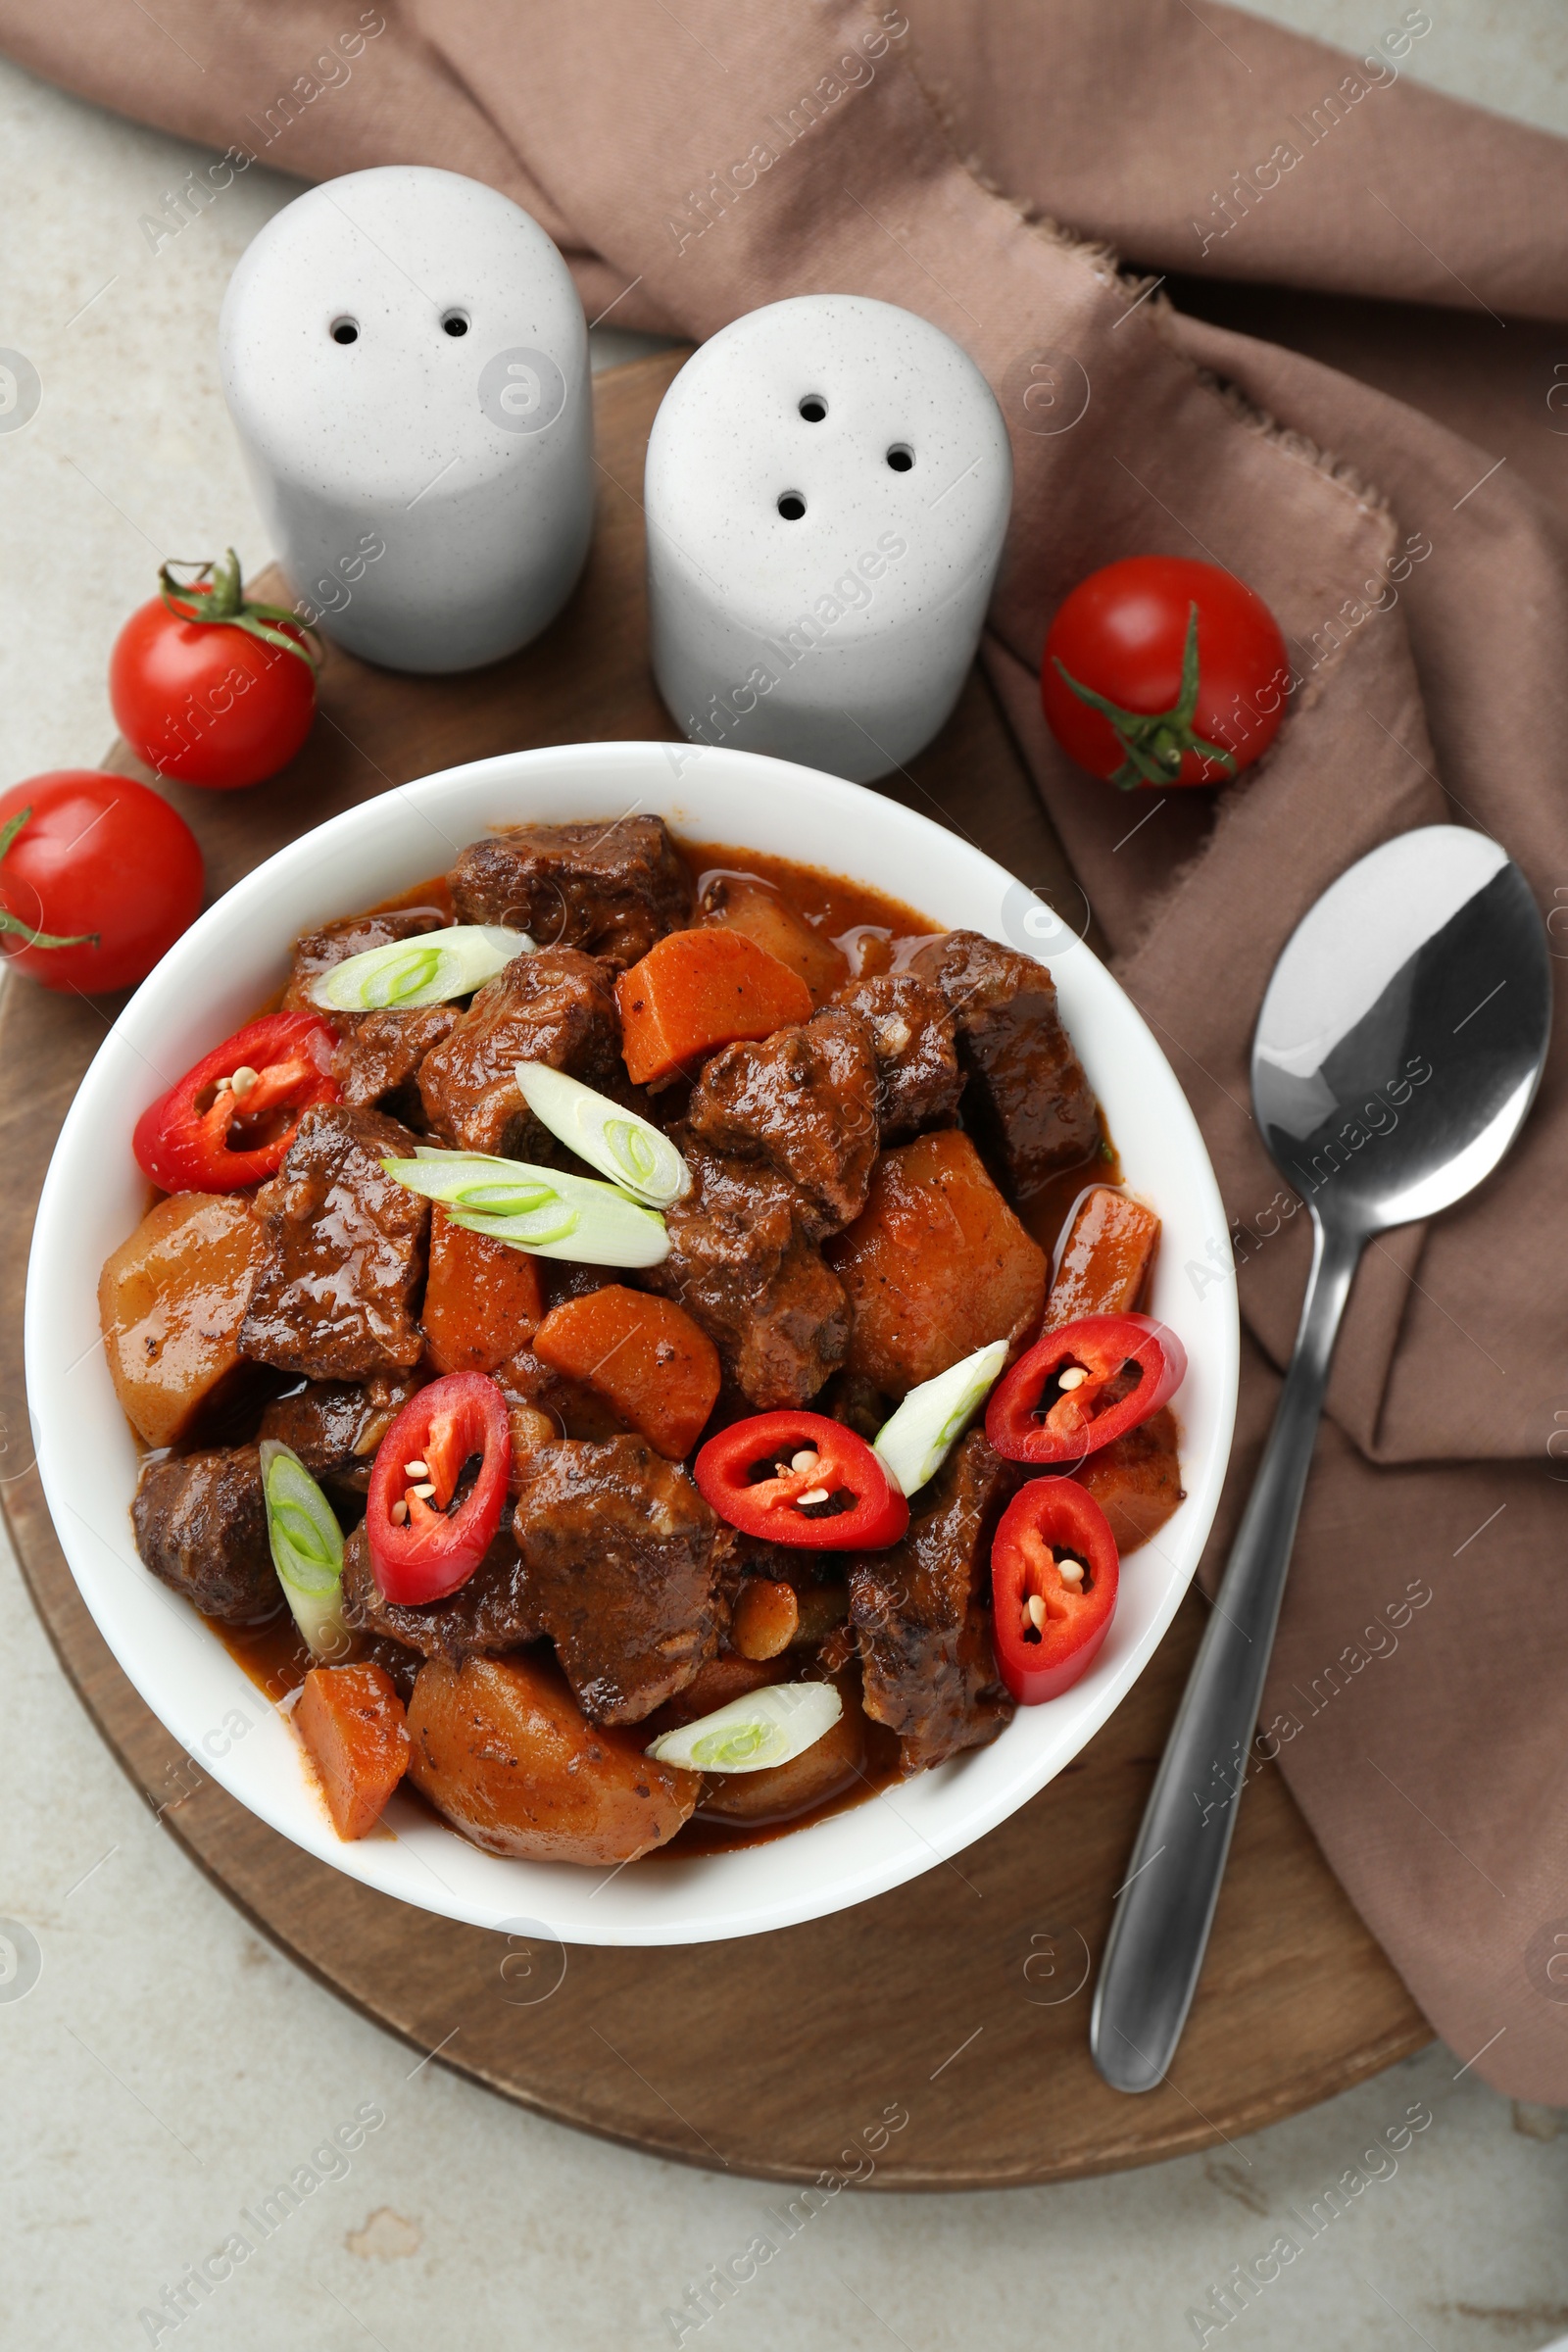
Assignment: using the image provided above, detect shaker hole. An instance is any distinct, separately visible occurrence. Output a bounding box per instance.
[886,444,914,471]
[777,492,807,521]
[442,311,470,337]
[331,318,360,346]
[799,395,827,422]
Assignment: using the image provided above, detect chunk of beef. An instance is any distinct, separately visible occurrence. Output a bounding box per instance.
[333,1005,459,1121]
[131,1445,281,1625]
[909,930,1099,1198]
[643,1145,850,1407]
[282,906,451,1011]
[493,1347,634,1446]
[258,1370,420,1492]
[447,818,692,968]
[684,1007,878,1240]
[417,947,623,1160]
[339,1523,538,1661]
[239,1103,429,1382]
[831,971,964,1143]
[511,1437,729,1724]
[849,1429,1017,1774]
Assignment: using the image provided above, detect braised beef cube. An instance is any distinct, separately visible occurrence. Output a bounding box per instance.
[339,1523,538,1662]
[909,930,1099,1198]
[239,1103,429,1382]
[685,1007,878,1239]
[447,818,692,968]
[643,1146,850,1408]
[417,947,622,1160]
[814,1369,894,1443]
[131,1445,281,1626]
[831,972,964,1143]
[850,1429,1017,1774]
[353,1633,423,1704]
[493,1346,634,1446]
[511,1437,729,1724]
[334,1005,459,1121]
[282,906,451,1012]
[258,1371,420,1491]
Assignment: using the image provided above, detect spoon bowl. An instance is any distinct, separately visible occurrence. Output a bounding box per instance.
[1092,823,1550,2092]
[1253,827,1549,1238]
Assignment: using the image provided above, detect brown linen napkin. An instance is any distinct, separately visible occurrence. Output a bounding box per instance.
[6,0,1567,2099]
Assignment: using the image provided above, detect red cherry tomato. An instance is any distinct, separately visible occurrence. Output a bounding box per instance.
[0,771,203,994]
[991,1479,1118,1704]
[132,1011,339,1193]
[1042,557,1288,789]
[694,1410,908,1550]
[367,1373,512,1605]
[109,549,318,790]
[986,1313,1187,1466]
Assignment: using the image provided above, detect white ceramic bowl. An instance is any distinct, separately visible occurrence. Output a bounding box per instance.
[25,743,1238,1946]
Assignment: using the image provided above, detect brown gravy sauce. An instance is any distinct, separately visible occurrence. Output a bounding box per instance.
[211,833,1144,1860]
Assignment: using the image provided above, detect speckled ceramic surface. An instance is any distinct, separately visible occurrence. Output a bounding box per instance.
[219,166,593,673]
[645,295,1011,781]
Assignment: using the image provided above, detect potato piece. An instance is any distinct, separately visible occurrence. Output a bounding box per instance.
[99,1192,266,1447]
[296,1663,412,1840]
[1045,1187,1159,1328]
[1075,1408,1184,1555]
[731,1578,800,1660]
[826,1130,1047,1396]
[696,1683,868,1824]
[422,1203,543,1375]
[699,872,850,1004]
[406,1651,700,1864]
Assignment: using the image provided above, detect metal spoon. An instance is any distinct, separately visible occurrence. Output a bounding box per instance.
[1090,824,1551,2092]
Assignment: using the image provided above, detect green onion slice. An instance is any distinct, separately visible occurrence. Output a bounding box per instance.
[645,1682,842,1774]
[872,1339,1009,1498]
[308,924,530,1012]
[382,1149,669,1267]
[259,1440,351,1663]
[514,1062,692,1206]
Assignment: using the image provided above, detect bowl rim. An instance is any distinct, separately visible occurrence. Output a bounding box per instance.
[24,740,1238,1945]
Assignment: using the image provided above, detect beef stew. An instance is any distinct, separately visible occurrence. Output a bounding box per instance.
[101,816,1185,1866]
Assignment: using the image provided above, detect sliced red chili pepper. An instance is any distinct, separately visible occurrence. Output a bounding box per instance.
[132,1010,339,1193]
[694,1410,908,1551]
[991,1479,1119,1704]
[986,1312,1187,1465]
[366,1371,511,1605]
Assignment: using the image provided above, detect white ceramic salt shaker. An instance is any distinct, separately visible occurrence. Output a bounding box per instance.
[219,166,593,674]
[645,294,1011,782]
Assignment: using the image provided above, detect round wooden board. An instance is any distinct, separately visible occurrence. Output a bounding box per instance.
[0,352,1429,2188]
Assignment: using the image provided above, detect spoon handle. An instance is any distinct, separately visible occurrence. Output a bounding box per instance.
[1089,1213,1363,2092]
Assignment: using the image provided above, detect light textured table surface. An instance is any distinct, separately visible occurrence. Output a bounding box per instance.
[3,10,1566,2348]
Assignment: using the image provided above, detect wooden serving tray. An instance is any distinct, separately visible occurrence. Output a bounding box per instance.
[0,351,1428,2186]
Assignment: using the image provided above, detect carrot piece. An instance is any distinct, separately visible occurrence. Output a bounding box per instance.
[422,1203,544,1374]
[826,1129,1048,1396]
[699,872,850,1004]
[531,1284,720,1458]
[1044,1187,1160,1329]
[1075,1407,1184,1554]
[615,929,813,1086]
[295,1663,412,1840]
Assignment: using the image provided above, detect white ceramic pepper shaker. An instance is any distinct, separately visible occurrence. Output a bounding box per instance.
[219,166,593,674]
[644,294,1012,782]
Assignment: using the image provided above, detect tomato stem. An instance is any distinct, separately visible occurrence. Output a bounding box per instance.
[0,806,99,952]
[1053,603,1240,791]
[159,548,322,673]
